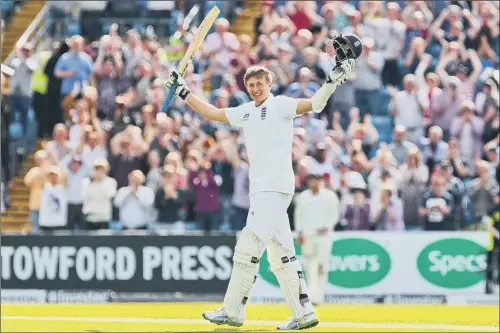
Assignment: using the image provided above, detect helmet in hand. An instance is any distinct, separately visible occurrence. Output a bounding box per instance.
[330,33,363,64]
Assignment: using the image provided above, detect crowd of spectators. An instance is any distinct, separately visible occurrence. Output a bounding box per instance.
[1,0,499,234]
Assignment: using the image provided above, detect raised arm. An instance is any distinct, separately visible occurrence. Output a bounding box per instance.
[296,59,355,115]
[165,71,229,123]
[186,93,229,123]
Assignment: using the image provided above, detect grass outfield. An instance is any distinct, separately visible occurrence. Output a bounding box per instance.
[1,303,499,332]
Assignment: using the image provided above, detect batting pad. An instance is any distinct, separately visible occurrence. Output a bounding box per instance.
[268,239,315,320]
[223,227,263,319]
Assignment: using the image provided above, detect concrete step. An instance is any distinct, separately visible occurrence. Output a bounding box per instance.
[9,192,30,201]
[1,215,29,224]
[3,209,29,217]
[1,222,31,233]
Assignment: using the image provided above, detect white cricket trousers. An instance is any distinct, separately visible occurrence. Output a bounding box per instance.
[245,191,295,256]
[301,234,333,304]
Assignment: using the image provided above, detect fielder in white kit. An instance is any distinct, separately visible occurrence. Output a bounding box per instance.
[165,33,362,330]
[295,174,340,306]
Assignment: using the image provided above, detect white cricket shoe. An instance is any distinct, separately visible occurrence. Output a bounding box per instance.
[277,312,319,330]
[202,307,244,327]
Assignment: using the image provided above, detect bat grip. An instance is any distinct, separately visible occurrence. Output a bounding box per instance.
[161,82,178,113]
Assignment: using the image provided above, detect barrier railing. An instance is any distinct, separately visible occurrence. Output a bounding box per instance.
[4,4,49,64]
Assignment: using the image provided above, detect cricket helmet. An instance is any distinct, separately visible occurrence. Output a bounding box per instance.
[330,33,363,64]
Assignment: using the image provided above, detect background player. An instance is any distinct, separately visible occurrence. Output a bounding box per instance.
[165,34,362,330]
[295,173,340,305]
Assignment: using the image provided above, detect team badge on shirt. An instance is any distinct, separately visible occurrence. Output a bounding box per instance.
[243,113,250,121]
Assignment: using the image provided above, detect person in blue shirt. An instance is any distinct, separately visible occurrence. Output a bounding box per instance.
[54,35,93,102]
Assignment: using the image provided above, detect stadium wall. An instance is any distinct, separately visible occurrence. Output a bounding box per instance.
[1,232,498,305]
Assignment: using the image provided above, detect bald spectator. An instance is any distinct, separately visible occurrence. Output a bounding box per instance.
[114,170,155,230]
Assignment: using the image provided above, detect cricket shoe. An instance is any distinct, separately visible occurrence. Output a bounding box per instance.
[277,312,319,330]
[202,307,244,327]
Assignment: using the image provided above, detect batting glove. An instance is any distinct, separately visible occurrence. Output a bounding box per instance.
[165,70,191,100]
[326,58,355,85]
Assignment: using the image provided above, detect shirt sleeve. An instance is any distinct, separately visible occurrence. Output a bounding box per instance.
[224,104,248,127]
[276,95,299,120]
[54,54,67,72]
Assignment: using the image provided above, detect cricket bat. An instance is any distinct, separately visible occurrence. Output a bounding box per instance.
[162,6,220,112]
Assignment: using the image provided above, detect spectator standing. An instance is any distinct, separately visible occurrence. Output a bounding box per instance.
[436,47,482,103]
[39,166,68,232]
[82,159,117,230]
[468,160,500,229]
[390,74,428,144]
[94,37,125,119]
[227,144,250,231]
[60,154,90,230]
[400,148,429,230]
[295,173,340,305]
[449,100,485,163]
[343,186,371,231]
[7,43,37,135]
[228,34,258,92]
[202,18,239,89]
[188,154,222,233]
[388,125,418,166]
[431,76,463,142]
[146,150,162,193]
[371,186,405,231]
[109,126,148,188]
[114,170,154,230]
[154,165,187,233]
[353,37,385,117]
[23,150,51,231]
[81,130,107,167]
[438,161,466,230]
[370,2,406,87]
[419,174,455,231]
[44,41,70,135]
[54,35,93,105]
[45,123,72,163]
[420,126,449,172]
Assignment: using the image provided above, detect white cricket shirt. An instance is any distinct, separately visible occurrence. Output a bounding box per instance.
[225,94,298,195]
[294,188,340,236]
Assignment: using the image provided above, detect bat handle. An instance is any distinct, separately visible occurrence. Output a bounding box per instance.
[161,82,178,113]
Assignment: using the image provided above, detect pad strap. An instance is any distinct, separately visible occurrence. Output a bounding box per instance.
[223,228,262,319]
